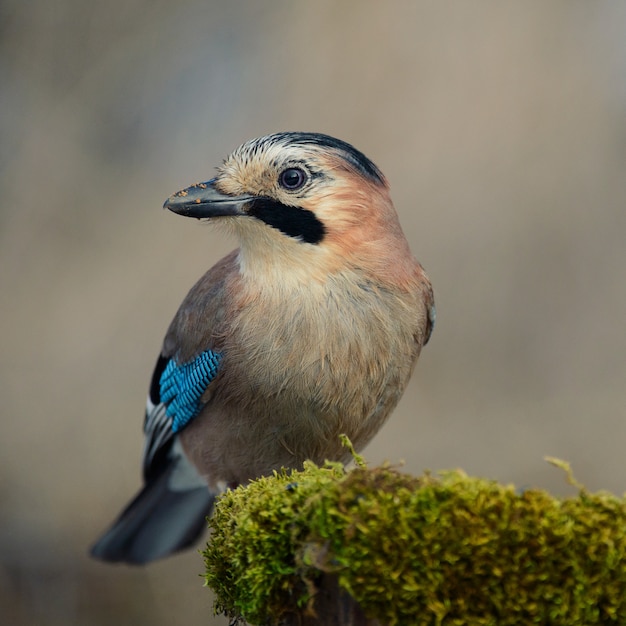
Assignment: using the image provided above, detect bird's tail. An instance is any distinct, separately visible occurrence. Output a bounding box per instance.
[90,460,214,565]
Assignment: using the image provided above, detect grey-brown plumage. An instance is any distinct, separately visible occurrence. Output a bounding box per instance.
[91,132,434,564]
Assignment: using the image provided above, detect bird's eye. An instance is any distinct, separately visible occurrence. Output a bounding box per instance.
[279,168,307,190]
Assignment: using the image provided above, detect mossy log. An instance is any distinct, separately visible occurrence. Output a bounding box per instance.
[203,456,626,625]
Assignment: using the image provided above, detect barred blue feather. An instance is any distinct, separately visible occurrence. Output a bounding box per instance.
[160,350,222,432]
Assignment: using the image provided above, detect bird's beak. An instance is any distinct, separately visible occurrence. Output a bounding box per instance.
[163,178,255,219]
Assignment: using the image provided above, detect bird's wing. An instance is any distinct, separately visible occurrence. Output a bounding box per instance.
[142,350,222,481]
[140,251,238,482]
[91,345,223,564]
[424,281,436,346]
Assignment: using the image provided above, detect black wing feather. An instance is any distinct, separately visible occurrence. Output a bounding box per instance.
[142,354,176,481]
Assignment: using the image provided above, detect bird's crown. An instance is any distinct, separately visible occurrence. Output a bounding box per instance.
[221,132,385,189]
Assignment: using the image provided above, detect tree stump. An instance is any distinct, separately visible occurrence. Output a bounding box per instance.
[278,575,382,626]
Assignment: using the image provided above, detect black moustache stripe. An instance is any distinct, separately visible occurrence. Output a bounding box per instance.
[247,198,326,245]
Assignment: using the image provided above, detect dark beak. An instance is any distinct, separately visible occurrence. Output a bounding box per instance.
[163,178,254,219]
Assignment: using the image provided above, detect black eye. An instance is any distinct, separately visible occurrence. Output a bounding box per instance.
[279,168,307,190]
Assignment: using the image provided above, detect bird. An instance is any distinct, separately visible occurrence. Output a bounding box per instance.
[90,132,435,564]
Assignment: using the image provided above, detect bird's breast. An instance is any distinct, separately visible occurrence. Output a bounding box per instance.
[219,272,421,436]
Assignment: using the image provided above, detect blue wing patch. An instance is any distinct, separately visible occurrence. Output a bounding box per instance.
[159,350,222,433]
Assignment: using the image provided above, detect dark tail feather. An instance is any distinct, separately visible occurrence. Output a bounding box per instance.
[90,464,215,565]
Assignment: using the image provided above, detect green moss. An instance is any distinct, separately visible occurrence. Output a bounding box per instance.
[203,460,626,625]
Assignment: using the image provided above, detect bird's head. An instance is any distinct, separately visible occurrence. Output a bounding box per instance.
[164,132,416,285]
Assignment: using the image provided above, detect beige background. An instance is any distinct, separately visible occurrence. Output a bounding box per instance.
[2,2,625,624]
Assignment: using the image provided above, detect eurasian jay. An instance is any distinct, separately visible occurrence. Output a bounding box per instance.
[91,132,435,564]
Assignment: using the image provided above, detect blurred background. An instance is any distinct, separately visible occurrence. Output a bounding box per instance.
[2,1,625,624]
